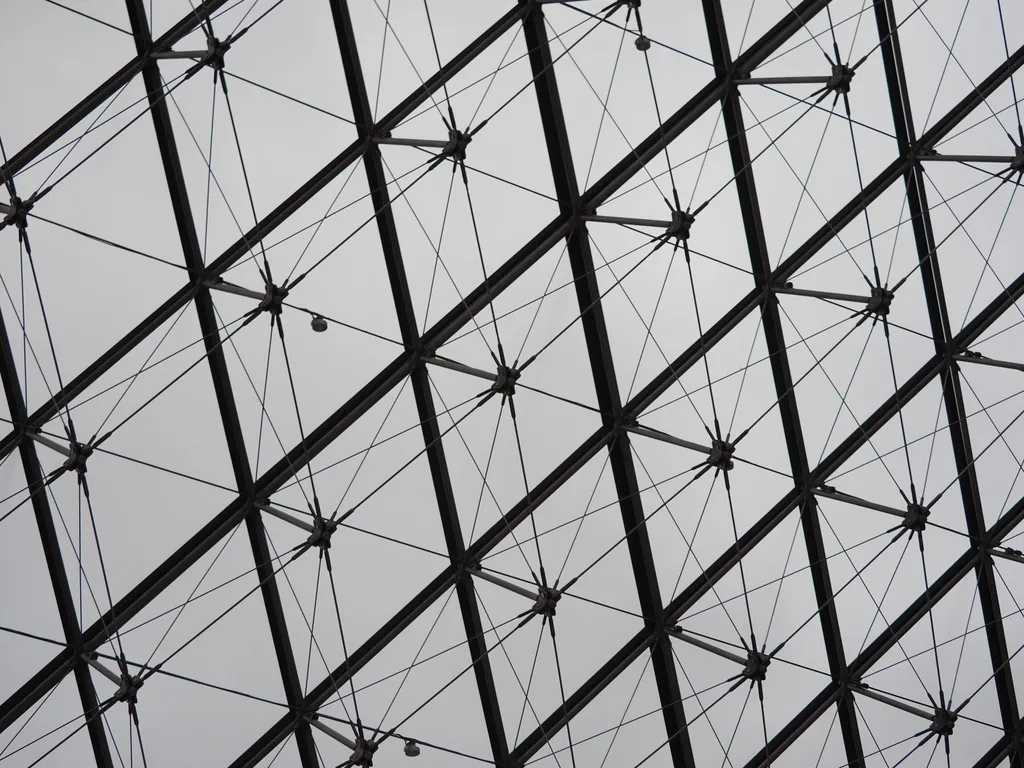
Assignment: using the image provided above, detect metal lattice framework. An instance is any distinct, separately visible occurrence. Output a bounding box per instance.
[3,0,1024,766]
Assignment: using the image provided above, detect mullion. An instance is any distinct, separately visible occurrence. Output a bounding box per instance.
[520,5,695,766]
[324,1,512,764]
[121,3,319,765]
[699,1,866,765]
[871,0,1023,747]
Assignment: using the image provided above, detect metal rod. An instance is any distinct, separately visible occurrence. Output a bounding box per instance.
[921,154,1016,164]
[204,280,266,302]
[305,717,358,750]
[737,75,832,84]
[581,214,674,229]
[254,503,316,534]
[954,355,1024,373]
[468,567,537,600]
[666,627,747,666]
[812,489,906,519]
[625,425,712,455]
[423,356,497,383]
[26,431,72,458]
[373,137,450,149]
[853,686,933,721]
[774,286,872,304]
[150,49,210,59]
[82,654,124,687]
[990,548,1024,566]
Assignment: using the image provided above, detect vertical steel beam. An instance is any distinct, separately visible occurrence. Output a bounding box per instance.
[0,309,114,768]
[121,3,319,765]
[871,0,1022,751]
[699,1,865,764]
[519,5,696,766]
[324,2,510,764]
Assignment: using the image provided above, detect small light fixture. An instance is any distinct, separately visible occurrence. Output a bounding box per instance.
[635,35,651,51]
[310,314,328,332]
[403,739,420,757]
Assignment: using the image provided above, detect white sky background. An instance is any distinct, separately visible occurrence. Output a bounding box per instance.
[3,0,1024,766]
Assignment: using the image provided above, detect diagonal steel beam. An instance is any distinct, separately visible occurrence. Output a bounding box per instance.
[0,3,528,465]
[699,0,864,764]
[122,3,319,764]
[521,4,694,766]
[4,8,1023,763]
[747,485,1024,767]
[871,0,1022,754]
[0,0,231,182]
[0,305,113,768]
[325,1,510,764]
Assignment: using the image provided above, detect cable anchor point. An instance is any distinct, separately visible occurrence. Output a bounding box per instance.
[929,707,957,737]
[825,62,855,95]
[707,438,735,471]
[442,129,472,162]
[866,285,894,317]
[2,195,30,232]
[666,209,695,242]
[259,281,289,316]
[742,648,771,682]
[491,364,521,398]
[903,502,930,532]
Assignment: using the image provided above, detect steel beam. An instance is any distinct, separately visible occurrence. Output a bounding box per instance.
[871,0,1022,752]
[0,4,528,464]
[325,1,511,764]
[5,27,1021,748]
[122,3,319,763]
[4,7,1024,766]
[747,486,1024,767]
[700,0,865,763]
[0,0,231,181]
[511,224,1024,764]
[0,305,114,768]
[0,352,413,735]
[521,4,694,766]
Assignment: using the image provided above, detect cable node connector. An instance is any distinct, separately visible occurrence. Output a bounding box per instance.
[742,649,770,682]
[826,62,855,95]
[2,195,31,231]
[866,286,893,317]
[707,438,735,471]
[307,515,337,551]
[929,708,957,737]
[259,282,289,316]
[491,364,521,398]
[666,209,695,241]
[442,129,472,162]
[903,503,929,532]
[203,36,230,70]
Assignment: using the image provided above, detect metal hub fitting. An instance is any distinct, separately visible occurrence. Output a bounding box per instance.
[204,36,230,70]
[259,283,289,316]
[492,365,521,398]
[742,649,770,682]
[866,286,893,317]
[826,62,855,95]
[930,708,956,737]
[707,439,735,472]
[904,503,930,532]
[667,209,695,241]
[531,585,561,618]
[443,129,472,162]
[307,516,337,551]
[64,442,92,475]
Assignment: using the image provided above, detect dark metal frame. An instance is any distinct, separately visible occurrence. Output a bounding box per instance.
[2,1,1024,766]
